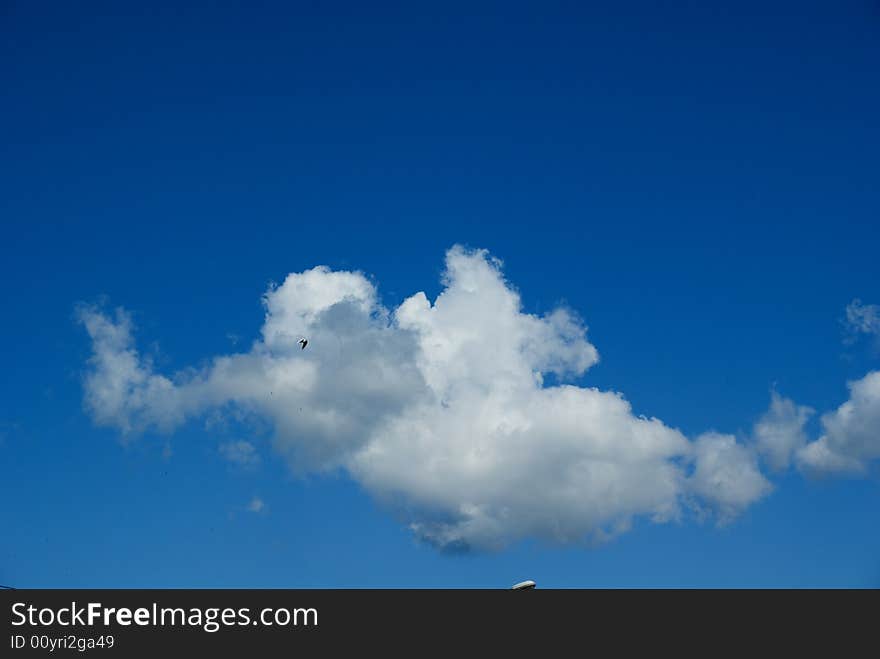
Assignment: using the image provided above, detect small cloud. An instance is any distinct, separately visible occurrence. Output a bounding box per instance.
[753,389,814,471]
[687,432,773,524]
[220,440,261,467]
[843,299,880,344]
[226,332,240,346]
[247,496,265,514]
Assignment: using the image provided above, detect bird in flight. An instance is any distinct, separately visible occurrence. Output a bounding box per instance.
[298,337,308,350]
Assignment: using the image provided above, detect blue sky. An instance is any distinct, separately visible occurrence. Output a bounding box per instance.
[2,1,879,587]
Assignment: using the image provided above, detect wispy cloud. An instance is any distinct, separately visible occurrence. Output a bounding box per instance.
[220,440,261,467]
[843,299,880,345]
[246,497,265,514]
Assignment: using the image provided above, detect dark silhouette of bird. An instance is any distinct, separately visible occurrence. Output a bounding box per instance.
[298,337,308,350]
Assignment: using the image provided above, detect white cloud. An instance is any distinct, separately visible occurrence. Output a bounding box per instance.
[220,440,261,467]
[687,432,772,523]
[843,299,880,340]
[246,497,265,514]
[78,245,771,551]
[746,299,880,478]
[753,391,814,471]
[796,371,880,476]
[75,306,186,436]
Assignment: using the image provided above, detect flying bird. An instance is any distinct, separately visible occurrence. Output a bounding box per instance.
[298,337,308,350]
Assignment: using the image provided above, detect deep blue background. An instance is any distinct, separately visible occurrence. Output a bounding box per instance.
[2,1,878,587]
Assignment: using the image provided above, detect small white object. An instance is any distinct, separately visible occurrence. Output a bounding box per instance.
[511,580,536,590]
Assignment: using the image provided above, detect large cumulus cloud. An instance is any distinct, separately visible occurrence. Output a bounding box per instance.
[78,245,771,550]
